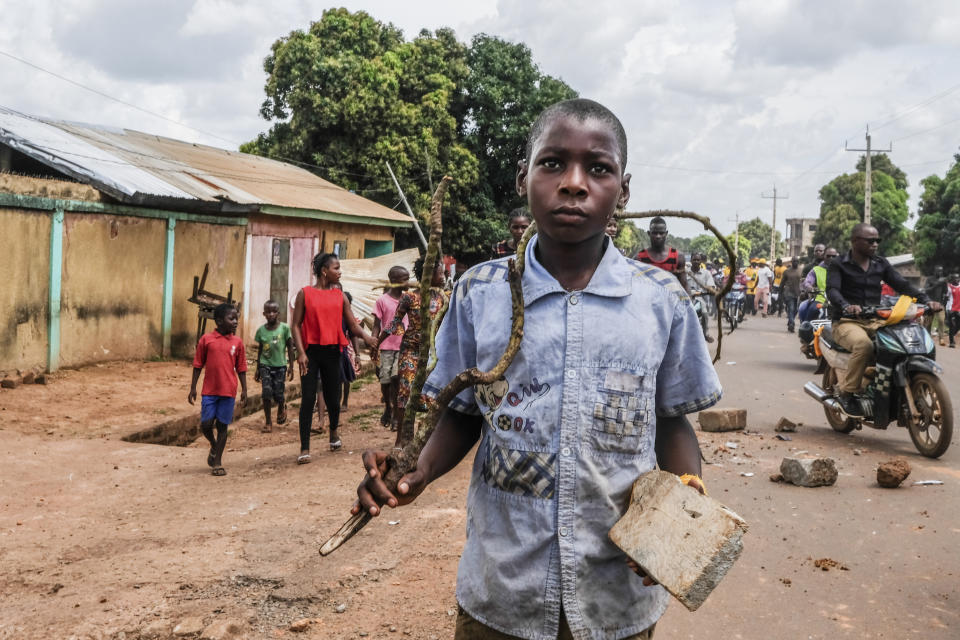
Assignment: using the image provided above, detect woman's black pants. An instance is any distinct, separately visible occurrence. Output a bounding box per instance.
[299,344,342,450]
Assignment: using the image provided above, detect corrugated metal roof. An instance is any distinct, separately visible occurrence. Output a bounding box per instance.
[0,107,411,225]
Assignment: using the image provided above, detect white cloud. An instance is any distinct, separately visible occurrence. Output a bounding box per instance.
[1,0,958,238]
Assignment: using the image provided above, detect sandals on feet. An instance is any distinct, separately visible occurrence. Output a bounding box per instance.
[211,466,226,476]
[297,452,311,465]
[329,439,343,452]
[261,425,273,433]
[276,407,287,425]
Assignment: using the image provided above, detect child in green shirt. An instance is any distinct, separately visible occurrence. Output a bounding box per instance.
[254,300,295,432]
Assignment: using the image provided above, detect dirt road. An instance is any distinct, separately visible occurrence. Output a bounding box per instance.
[1,315,957,639]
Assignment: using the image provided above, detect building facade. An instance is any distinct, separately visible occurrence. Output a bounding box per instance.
[785,217,818,259]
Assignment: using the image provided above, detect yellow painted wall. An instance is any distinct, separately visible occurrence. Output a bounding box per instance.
[0,208,50,372]
[170,221,246,357]
[59,214,166,366]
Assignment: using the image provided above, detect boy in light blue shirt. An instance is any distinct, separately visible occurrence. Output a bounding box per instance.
[355,99,721,640]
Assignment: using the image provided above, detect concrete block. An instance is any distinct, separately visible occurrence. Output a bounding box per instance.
[1,376,20,389]
[608,469,748,611]
[780,457,837,487]
[21,370,36,385]
[698,408,746,432]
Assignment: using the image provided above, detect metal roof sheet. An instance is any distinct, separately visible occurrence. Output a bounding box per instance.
[0,107,411,224]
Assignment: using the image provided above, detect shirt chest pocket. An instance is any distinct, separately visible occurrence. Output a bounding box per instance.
[590,368,652,445]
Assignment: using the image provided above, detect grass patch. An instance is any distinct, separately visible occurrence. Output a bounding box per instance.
[350,373,378,391]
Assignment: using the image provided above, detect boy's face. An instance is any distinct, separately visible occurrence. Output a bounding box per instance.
[217,309,239,334]
[263,303,279,324]
[516,115,629,247]
[390,268,410,289]
[509,216,531,243]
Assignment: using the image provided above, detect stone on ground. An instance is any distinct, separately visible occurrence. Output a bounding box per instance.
[698,408,746,432]
[289,618,312,632]
[1,376,20,389]
[173,616,206,637]
[202,619,245,639]
[774,417,799,432]
[780,457,838,487]
[608,469,748,611]
[876,459,911,488]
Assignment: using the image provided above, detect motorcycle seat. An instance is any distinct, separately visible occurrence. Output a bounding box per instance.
[819,326,850,353]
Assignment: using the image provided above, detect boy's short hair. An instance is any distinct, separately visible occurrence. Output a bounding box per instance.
[213,302,236,322]
[387,265,409,283]
[263,299,279,310]
[508,207,529,221]
[649,216,666,229]
[525,98,627,169]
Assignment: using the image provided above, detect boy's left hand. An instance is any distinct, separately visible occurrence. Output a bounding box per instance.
[287,367,294,381]
[240,390,247,403]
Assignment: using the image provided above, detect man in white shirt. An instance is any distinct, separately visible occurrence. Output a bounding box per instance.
[755,258,775,318]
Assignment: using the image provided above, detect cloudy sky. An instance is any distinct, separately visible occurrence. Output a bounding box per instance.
[2,0,959,238]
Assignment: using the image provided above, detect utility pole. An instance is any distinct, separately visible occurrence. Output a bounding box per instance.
[728,212,740,265]
[845,125,892,225]
[385,161,428,249]
[761,186,788,262]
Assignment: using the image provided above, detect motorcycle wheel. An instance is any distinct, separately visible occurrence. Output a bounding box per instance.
[822,367,857,433]
[728,308,738,332]
[907,373,954,458]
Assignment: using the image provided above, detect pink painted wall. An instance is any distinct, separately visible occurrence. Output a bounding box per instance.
[288,237,315,314]
[244,235,274,343]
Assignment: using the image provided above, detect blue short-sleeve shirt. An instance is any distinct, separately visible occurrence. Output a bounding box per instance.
[424,235,722,640]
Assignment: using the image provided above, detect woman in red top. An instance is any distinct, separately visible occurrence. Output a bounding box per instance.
[291,253,377,462]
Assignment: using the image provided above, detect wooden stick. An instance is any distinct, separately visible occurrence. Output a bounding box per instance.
[319,185,532,556]
[616,210,736,364]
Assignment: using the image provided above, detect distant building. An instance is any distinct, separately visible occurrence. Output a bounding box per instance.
[785,217,818,259]
[886,254,923,290]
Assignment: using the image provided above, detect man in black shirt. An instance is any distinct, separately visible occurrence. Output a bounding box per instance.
[826,223,941,416]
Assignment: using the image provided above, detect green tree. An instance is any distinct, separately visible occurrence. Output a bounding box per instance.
[705,234,750,268]
[814,154,911,256]
[242,10,577,264]
[736,217,783,259]
[689,233,715,256]
[462,35,577,216]
[914,154,960,273]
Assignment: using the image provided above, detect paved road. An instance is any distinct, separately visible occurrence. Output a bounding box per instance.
[662,313,959,639]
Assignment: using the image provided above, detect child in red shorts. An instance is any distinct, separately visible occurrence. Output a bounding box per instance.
[188,303,248,476]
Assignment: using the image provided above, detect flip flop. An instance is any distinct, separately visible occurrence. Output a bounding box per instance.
[211,466,226,476]
[297,453,311,465]
[261,425,273,433]
[276,408,287,425]
[329,440,343,452]
[207,450,216,467]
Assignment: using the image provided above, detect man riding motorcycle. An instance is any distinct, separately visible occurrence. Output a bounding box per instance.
[826,223,941,417]
[687,252,717,343]
[799,247,838,322]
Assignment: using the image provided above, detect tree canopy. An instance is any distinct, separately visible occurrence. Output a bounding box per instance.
[914,153,960,274]
[242,9,576,264]
[813,153,910,256]
[735,217,783,259]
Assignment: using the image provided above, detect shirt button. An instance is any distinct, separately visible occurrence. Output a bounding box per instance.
[569,294,580,305]
[566,369,577,379]
[561,447,571,456]
[559,527,569,537]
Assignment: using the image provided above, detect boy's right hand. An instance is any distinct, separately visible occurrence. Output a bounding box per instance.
[253,368,261,382]
[187,389,197,405]
[352,449,429,516]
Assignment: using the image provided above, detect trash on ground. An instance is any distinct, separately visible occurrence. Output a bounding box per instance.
[913,480,944,486]
[740,472,754,477]
[775,434,792,441]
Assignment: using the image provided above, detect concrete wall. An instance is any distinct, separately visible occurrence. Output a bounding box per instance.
[0,208,51,372]
[170,221,246,357]
[59,214,166,366]
[248,215,395,259]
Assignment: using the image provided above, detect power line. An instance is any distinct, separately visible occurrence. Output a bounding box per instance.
[0,49,240,147]
[891,114,960,143]
[871,81,960,132]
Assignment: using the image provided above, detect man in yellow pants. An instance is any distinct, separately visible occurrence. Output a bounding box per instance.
[826,224,940,417]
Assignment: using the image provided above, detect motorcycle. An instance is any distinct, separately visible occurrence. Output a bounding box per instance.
[797,290,831,360]
[723,282,746,331]
[690,290,712,339]
[803,299,953,458]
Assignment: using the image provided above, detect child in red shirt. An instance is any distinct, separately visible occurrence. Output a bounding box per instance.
[188,303,248,476]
